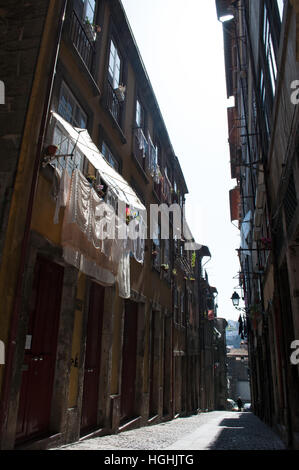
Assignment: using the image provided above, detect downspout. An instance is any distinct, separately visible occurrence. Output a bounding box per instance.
[0,0,68,442]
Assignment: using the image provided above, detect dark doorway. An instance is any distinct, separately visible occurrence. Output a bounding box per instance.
[81,282,105,434]
[16,257,64,443]
[163,316,171,416]
[149,310,158,417]
[120,300,138,423]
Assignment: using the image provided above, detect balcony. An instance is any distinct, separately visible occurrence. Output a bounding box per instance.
[133,127,149,172]
[69,9,95,74]
[161,174,172,205]
[105,80,122,125]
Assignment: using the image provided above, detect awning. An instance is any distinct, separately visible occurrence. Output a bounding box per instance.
[229,186,241,222]
[51,112,146,212]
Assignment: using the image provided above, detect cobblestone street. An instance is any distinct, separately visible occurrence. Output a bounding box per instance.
[55,412,286,451]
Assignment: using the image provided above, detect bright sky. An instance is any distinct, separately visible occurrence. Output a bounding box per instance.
[121,0,241,321]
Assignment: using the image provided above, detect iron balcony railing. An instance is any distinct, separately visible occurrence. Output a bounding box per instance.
[105,80,122,124]
[133,127,149,171]
[69,9,95,74]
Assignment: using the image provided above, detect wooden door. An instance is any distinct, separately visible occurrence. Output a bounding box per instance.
[120,300,138,423]
[16,257,64,442]
[80,283,105,433]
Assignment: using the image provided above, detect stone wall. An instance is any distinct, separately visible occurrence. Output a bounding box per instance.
[0,0,50,263]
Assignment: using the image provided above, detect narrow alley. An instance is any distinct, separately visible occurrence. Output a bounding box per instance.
[1,0,299,454]
[55,412,286,451]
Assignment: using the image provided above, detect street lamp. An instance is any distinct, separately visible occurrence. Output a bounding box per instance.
[231,291,240,308]
[218,4,235,23]
[231,291,248,340]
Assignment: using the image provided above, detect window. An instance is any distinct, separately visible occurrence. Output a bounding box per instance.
[164,165,168,180]
[74,0,96,23]
[84,0,96,23]
[276,0,284,21]
[136,98,145,129]
[52,124,84,175]
[108,39,121,89]
[58,82,87,128]
[102,141,120,173]
[70,1,97,72]
[148,134,158,178]
[263,5,278,96]
[259,71,270,136]
[152,221,161,270]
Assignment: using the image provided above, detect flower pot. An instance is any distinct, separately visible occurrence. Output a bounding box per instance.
[46,145,58,156]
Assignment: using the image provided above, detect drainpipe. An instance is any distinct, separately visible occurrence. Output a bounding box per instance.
[0,0,68,444]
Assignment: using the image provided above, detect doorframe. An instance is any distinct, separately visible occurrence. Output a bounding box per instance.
[2,230,77,450]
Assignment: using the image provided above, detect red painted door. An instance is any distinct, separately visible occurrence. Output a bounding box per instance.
[81,283,104,433]
[16,257,64,443]
[120,300,138,423]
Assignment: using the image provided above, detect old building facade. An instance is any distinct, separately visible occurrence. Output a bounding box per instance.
[0,0,224,449]
[217,0,299,449]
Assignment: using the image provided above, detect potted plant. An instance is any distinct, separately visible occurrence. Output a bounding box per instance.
[86,174,96,186]
[114,84,126,102]
[46,144,58,157]
[96,183,105,198]
[84,18,101,42]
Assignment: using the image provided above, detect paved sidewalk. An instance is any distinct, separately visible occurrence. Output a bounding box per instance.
[54,411,286,451]
[166,412,286,450]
